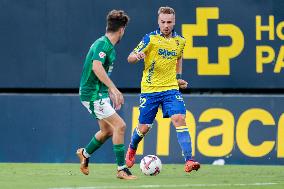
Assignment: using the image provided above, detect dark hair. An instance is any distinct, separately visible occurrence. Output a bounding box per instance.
[106,10,129,32]
[158,6,175,15]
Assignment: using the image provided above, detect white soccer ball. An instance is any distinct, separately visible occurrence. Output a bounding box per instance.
[140,155,162,176]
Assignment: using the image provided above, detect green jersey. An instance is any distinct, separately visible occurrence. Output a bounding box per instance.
[79,36,115,101]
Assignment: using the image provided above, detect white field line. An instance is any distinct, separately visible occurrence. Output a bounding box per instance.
[49,182,279,189]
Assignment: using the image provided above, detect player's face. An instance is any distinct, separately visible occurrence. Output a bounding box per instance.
[158,13,175,37]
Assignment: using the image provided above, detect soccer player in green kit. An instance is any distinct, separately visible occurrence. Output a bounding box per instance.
[76,10,137,180]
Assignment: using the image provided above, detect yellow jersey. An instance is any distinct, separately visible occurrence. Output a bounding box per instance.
[133,29,186,93]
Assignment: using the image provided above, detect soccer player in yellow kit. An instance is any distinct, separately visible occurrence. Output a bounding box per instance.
[126,6,200,173]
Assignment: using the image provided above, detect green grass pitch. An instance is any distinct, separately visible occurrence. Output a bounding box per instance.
[0,163,283,189]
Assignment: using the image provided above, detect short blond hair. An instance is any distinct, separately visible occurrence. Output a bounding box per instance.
[158,6,175,15]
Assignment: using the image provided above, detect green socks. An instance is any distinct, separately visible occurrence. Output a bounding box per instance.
[85,136,103,155]
[85,138,125,167]
[113,144,125,166]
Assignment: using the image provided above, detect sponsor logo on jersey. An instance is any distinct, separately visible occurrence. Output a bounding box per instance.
[158,48,177,59]
[99,52,106,58]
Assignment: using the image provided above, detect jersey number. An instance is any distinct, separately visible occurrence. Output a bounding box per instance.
[140,97,147,108]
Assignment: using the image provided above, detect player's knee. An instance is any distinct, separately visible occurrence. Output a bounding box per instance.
[103,130,113,138]
[138,124,151,135]
[116,121,126,134]
[171,114,186,127]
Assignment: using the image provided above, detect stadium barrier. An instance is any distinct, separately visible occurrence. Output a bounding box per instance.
[0,94,283,165]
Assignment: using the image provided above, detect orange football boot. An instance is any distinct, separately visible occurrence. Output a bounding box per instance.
[125,147,136,168]
[76,148,89,175]
[184,160,201,173]
[117,168,137,180]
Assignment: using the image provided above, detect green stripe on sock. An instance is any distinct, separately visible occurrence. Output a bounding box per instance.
[113,144,125,166]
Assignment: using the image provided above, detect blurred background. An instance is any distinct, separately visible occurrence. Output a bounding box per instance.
[0,0,283,165]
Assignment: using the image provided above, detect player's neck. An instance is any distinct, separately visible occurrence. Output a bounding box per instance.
[164,34,172,39]
[105,33,119,46]
[162,32,173,39]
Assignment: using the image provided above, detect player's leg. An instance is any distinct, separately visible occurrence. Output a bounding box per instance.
[171,114,192,161]
[78,98,136,179]
[86,120,113,154]
[76,100,114,175]
[77,120,113,175]
[126,94,160,168]
[162,90,200,173]
[125,123,152,168]
[76,99,114,175]
[103,113,137,179]
[171,114,200,172]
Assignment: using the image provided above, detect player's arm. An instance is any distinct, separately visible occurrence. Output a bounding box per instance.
[127,51,146,64]
[127,34,150,64]
[176,56,182,76]
[92,60,124,110]
[176,57,188,89]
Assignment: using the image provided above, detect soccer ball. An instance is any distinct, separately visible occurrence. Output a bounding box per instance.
[140,155,162,176]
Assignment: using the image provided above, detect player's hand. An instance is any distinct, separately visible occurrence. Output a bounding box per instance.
[135,52,146,61]
[178,79,188,89]
[109,88,124,110]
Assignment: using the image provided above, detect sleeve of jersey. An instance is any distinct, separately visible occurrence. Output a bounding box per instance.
[133,34,151,53]
[178,38,186,59]
[91,42,107,64]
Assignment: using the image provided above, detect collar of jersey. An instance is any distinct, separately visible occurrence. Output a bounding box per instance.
[156,28,177,38]
[103,35,114,47]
